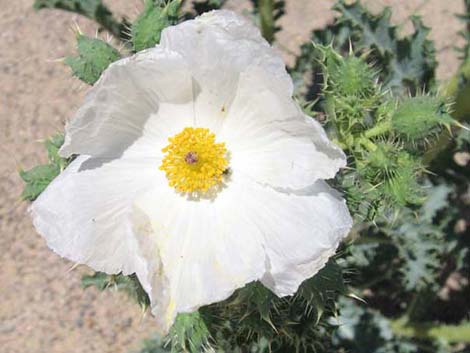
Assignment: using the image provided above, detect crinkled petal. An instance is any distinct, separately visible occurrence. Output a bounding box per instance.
[159,10,292,132]
[31,10,352,337]
[60,47,194,158]
[30,153,156,278]
[133,171,266,334]
[251,181,353,296]
[132,171,351,334]
[220,67,346,190]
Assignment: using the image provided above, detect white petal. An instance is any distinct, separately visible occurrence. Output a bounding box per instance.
[133,171,266,334]
[30,140,159,276]
[31,10,352,337]
[131,171,351,333]
[60,47,194,158]
[160,10,292,132]
[220,67,346,190]
[252,181,352,296]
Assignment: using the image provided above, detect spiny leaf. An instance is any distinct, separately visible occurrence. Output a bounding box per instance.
[382,185,450,291]
[20,164,60,201]
[298,259,347,323]
[167,312,211,353]
[65,34,120,84]
[131,0,181,52]
[332,297,420,353]
[20,134,70,201]
[333,2,436,94]
[193,261,344,352]
[81,272,150,309]
[293,0,436,96]
[421,183,452,221]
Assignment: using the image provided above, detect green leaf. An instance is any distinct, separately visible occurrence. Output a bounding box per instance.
[136,336,171,353]
[20,164,60,201]
[167,312,211,353]
[383,190,447,291]
[333,2,436,94]
[298,259,347,323]
[45,134,67,167]
[131,0,181,52]
[81,272,150,309]
[20,134,70,201]
[65,34,120,84]
[293,0,436,96]
[333,297,420,353]
[251,0,285,43]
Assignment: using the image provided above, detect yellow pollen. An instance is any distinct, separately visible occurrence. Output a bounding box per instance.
[160,127,228,193]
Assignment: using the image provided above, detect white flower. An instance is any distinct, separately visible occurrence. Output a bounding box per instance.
[30,10,352,334]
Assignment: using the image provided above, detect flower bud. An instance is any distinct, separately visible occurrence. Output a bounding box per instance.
[391,96,454,140]
[328,55,376,98]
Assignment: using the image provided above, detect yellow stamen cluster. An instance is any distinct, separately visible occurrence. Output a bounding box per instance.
[160,127,228,193]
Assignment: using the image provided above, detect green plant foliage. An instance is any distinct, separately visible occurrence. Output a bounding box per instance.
[131,0,181,52]
[84,260,346,352]
[293,0,436,96]
[332,297,416,353]
[316,45,437,217]
[82,272,150,310]
[189,0,226,15]
[166,312,211,352]
[384,184,450,291]
[65,34,121,84]
[20,134,70,201]
[328,55,377,99]
[24,1,470,352]
[391,97,454,141]
[457,0,470,61]
[444,60,470,121]
[33,0,128,40]
[251,0,285,43]
[195,260,345,352]
[136,337,171,353]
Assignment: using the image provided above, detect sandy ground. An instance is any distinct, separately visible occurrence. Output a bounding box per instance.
[0,0,464,352]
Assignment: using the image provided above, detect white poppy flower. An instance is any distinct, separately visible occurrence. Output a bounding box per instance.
[30,10,352,334]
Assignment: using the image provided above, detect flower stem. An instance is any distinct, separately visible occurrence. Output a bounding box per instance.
[357,137,378,152]
[258,0,276,43]
[391,318,470,343]
[364,120,392,138]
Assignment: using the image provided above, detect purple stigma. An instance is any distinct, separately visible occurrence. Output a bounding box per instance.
[184,151,199,164]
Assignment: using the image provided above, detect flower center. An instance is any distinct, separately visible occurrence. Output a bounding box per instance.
[160,127,228,193]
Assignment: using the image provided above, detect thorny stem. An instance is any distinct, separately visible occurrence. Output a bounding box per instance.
[357,137,378,152]
[94,11,128,42]
[364,120,392,138]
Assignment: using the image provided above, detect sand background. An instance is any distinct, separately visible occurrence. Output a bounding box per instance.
[0,1,465,352]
